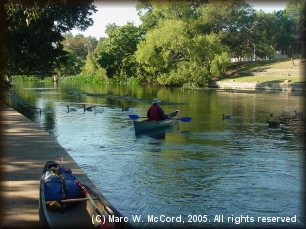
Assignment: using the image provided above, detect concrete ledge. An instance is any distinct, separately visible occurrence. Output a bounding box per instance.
[211,81,306,91]
[0,102,101,228]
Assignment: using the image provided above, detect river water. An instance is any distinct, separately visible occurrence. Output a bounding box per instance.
[12,81,305,228]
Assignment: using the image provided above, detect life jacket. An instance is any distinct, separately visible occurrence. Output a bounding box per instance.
[149,105,159,121]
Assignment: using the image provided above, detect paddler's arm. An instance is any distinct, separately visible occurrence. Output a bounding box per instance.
[158,107,166,120]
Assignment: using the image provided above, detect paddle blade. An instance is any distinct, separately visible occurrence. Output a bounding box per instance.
[129,115,139,120]
[180,117,192,122]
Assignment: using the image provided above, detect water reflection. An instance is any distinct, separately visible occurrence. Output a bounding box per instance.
[10,81,305,228]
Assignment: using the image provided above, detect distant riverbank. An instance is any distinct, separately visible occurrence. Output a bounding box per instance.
[8,59,305,91]
[210,80,306,91]
[212,59,305,91]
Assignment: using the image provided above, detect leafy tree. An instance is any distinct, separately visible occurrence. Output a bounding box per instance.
[136,0,207,33]
[5,0,97,76]
[80,50,108,79]
[194,0,255,59]
[283,0,306,57]
[135,19,190,78]
[63,34,98,60]
[55,50,81,76]
[251,11,278,59]
[135,0,304,86]
[274,10,296,57]
[136,0,159,32]
[135,18,231,86]
[56,33,98,75]
[285,0,306,33]
[95,22,143,82]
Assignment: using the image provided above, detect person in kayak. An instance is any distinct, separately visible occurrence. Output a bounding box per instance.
[147,98,167,121]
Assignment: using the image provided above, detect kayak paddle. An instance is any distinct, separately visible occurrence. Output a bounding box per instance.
[129,114,191,122]
[129,115,146,120]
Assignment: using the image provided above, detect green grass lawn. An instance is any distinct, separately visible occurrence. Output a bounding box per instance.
[219,75,305,83]
[221,59,305,83]
[236,59,293,70]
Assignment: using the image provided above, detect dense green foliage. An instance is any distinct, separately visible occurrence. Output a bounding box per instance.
[95,23,143,82]
[5,0,97,76]
[5,0,305,88]
[57,33,98,76]
[82,0,304,87]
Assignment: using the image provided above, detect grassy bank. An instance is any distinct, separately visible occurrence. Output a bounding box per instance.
[220,59,305,83]
[220,75,305,83]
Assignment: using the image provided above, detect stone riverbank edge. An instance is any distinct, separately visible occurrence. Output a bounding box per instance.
[0,102,105,228]
[211,66,306,91]
[210,81,306,91]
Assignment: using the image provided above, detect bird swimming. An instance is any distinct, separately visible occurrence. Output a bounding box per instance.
[267,121,280,128]
[122,105,130,111]
[222,114,231,120]
[82,105,93,111]
[66,105,77,112]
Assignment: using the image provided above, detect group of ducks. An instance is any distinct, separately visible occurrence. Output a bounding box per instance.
[66,105,104,113]
[222,110,304,129]
[66,105,131,113]
[267,110,304,128]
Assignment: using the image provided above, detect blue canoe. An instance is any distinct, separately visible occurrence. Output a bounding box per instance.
[39,161,133,229]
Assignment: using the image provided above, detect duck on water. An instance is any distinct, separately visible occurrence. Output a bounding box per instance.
[67,105,77,112]
[82,105,93,112]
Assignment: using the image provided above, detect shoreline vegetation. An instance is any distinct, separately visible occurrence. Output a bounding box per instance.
[11,59,305,87]
[5,1,305,91]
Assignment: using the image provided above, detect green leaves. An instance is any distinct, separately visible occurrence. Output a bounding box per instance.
[284,0,306,33]
[8,0,299,87]
[84,0,304,87]
[135,16,231,86]
[93,22,143,80]
[5,0,97,76]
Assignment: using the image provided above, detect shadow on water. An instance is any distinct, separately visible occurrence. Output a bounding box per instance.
[135,123,179,140]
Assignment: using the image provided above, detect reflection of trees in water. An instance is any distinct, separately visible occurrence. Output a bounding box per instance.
[12,81,305,137]
[86,92,185,105]
[43,112,57,135]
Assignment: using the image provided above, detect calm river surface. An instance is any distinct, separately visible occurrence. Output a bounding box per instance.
[12,81,305,228]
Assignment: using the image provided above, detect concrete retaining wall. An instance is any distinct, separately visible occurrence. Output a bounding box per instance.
[211,81,306,91]
[211,63,305,91]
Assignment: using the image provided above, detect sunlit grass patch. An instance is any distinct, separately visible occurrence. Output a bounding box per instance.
[219,75,305,83]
